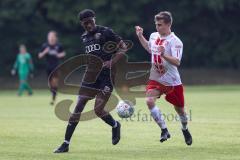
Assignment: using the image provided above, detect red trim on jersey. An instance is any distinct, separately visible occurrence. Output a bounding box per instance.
[155,38,165,46]
[155,38,160,45]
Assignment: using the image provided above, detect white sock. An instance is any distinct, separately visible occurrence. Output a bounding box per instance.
[113,121,118,128]
[179,114,188,130]
[150,106,167,129]
[64,140,70,144]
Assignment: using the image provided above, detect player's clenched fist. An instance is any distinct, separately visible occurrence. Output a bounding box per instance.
[135,26,143,36]
[43,47,50,54]
[158,45,165,56]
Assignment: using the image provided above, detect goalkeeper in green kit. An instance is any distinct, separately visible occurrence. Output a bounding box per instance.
[11,44,34,96]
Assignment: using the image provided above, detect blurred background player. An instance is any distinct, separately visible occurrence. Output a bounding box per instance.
[38,31,66,105]
[11,44,34,96]
[135,11,192,145]
[54,9,127,153]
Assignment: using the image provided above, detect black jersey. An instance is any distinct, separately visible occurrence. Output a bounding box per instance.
[40,43,64,70]
[80,25,122,92]
[80,25,122,62]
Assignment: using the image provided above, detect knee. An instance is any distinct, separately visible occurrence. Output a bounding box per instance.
[94,97,108,117]
[146,97,155,109]
[94,108,106,117]
[174,106,185,115]
[74,97,88,113]
[50,77,58,87]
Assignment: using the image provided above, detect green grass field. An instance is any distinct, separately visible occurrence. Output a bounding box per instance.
[1,85,240,160]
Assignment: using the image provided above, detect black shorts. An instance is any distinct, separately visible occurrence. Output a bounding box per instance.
[47,68,54,77]
[46,67,59,79]
[81,71,114,93]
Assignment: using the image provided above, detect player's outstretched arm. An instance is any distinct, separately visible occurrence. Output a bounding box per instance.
[135,26,151,53]
[103,40,127,68]
[38,47,49,59]
[159,46,181,66]
[162,54,180,66]
[29,54,34,71]
[57,51,66,58]
[11,57,18,75]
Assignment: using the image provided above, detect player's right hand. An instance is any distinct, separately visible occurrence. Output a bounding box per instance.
[135,26,143,36]
[38,47,49,59]
[158,45,165,56]
[11,69,16,76]
[43,47,50,54]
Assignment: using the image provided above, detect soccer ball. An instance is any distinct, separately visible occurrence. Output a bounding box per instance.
[116,100,134,118]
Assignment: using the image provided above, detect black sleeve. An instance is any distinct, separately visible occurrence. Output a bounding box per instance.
[40,43,48,52]
[57,44,64,53]
[105,28,122,43]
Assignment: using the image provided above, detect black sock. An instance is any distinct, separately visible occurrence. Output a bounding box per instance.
[101,114,116,127]
[51,87,57,101]
[64,121,78,142]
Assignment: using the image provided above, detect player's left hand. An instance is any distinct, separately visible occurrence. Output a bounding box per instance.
[103,60,112,68]
[135,26,143,36]
[11,69,16,76]
[158,45,165,56]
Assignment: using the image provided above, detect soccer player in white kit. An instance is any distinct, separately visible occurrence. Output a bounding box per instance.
[135,11,192,145]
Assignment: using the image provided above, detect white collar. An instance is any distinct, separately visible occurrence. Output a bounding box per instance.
[159,32,174,39]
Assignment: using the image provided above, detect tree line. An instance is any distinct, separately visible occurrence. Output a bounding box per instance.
[1,0,240,75]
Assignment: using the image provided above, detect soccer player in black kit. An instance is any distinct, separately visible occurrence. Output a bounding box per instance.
[38,31,66,105]
[54,9,127,153]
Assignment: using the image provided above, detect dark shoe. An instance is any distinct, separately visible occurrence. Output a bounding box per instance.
[182,129,192,146]
[112,121,121,145]
[50,100,55,106]
[160,128,171,143]
[53,142,69,153]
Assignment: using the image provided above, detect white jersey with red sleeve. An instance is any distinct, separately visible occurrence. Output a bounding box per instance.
[148,32,183,86]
